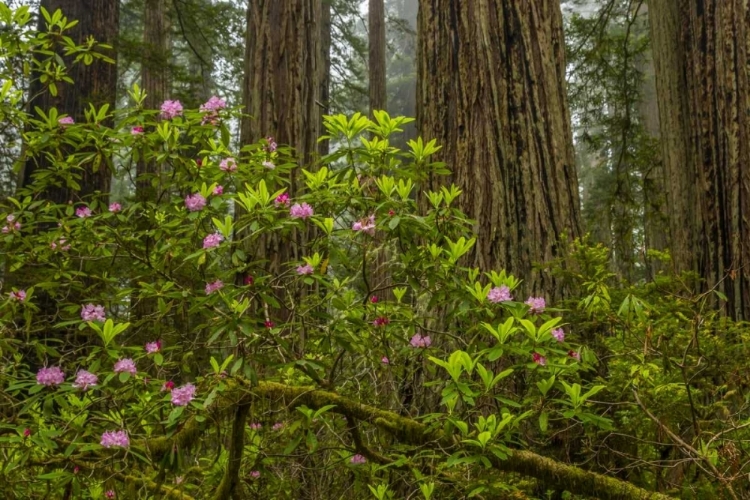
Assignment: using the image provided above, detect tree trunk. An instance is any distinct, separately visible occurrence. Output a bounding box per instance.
[369,0,387,115]
[21,0,119,201]
[650,0,750,320]
[417,0,581,299]
[239,0,321,324]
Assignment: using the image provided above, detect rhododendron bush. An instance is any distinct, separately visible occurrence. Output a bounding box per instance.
[0,7,650,500]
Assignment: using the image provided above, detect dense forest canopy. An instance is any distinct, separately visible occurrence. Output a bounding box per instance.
[0,0,749,498]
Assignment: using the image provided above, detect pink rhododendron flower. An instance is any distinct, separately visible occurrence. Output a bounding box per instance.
[250,470,261,479]
[185,193,207,212]
[36,366,65,386]
[265,136,277,152]
[551,328,565,342]
[296,263,314,275]
[381,356,390,364]
[262,160,275,170]
[272,422,284,431]
[75,206,92,218]
[9,290,26,301]
[409,334,432,348]
[219,157,237,173]
[205,280,224,295]
[100,430,129,448]
[113,358,137,375]
[145,340,161,354]
[72,370,98,390]
[568,350,581,361]
[81,304,106,322]
[81,304,107,321]
[249,422,262,430]
[213,185,224,195]
[532,353,547,366]
[373,317,390,327]
[108,202,122,213]
[51,238,71,251]
[200,96,226,113]
[350,454,367,464]
[352,215,376,235]
[203,232,224,249]
[487,285,512,303]
[525,296,546,314]
[160,100,183,119]
[274,193,289,206]
[105,491,115,499]
[289,203,313,219]
[131,126,144,135]
[162,380,175,392]
[58,116,74,125]
[171,383,196,406]
[2,215,21,233]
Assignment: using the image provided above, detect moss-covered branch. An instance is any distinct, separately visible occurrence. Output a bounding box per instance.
[152,378,675,500]
[213,401,251,500]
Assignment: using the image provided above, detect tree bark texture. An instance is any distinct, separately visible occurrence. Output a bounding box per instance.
[239,1,321,326]
[650,0,750,320]
[137,0,169,204]
[241,0,321,170]
[417,0,581,298]
[369,0,387,114]
[21,0,119,201]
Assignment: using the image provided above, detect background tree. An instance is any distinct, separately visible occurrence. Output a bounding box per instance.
[368,0,387,115]
[650,0,750,320]
[20,0,119,202]
[417,0,581,298]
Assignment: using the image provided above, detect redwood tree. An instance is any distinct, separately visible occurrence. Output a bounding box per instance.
[21,0,119,201]
[417,0,581,297]
[369,0,387,115]
[650,0,750,320]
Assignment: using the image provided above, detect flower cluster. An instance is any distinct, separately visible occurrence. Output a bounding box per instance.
[9,290,26,301]
[160,100,183,120]
[75,206,92,218]
[532,353,547,366]
[525,296,546,313]
[131,126,144,135]
[249,422,262,430]
[205,280,224,295]
[72,370,98,390]
[373,316,390,327]
[213,185,224,195]
[219,157,237,173]
[100,430,130,448]
[171,383,196,406]
[352,215,376,235]
[265,136,277,152]
[185,193,207,212]
[200,96,226,113]
[551,328,565,342]
[51,238,71,251]
[81,304,106,322]
[108,202,122,213]
[487,285,512,303]
[2,215,20,233]
[58,116,74,125]
[114,358,137,375]
[410,334,431,348]
[290,203,313,219]
[350,454,367,464]
[296,263,314,275]
[262,160,275,170]
[145,341,161,354]
[274,193,289,206]
[36,366,65,386]
[203,232,224,249]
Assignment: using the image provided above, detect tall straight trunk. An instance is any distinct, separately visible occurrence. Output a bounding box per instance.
[650,0,750,320]
[137,0,168,203]
[239,0,321,323]
[320,0,332,156]
[417,0,581,299]
[369,0,387,115]
[21,0,119,201]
